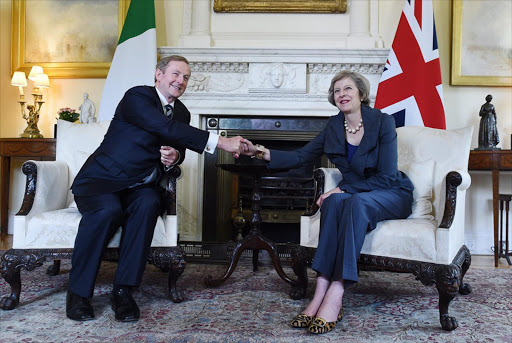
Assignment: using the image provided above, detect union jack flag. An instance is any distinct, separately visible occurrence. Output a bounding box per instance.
[375,0,446,129]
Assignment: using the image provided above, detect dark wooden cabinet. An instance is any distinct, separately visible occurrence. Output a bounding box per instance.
[468,150,512,267]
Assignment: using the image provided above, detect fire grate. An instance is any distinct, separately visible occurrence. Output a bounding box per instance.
[179,240,297,264]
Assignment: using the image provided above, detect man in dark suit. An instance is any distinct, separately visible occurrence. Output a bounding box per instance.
[66,55,245,322]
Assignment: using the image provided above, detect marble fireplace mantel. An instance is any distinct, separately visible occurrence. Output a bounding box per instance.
[157,47,388,240]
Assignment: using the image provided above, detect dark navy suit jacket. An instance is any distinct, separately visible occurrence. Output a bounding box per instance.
[268,105,414,194]
[72,86,209,196]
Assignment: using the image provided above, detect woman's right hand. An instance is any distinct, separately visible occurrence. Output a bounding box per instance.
[316,187,343,207]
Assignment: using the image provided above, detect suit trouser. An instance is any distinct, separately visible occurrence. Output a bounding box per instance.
[69,184,161,298]
[312,188,413,285]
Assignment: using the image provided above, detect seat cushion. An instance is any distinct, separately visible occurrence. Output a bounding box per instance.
[360,218,438,263]
[23,208,172,249]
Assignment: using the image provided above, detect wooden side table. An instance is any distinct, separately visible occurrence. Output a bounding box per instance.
[468,150,512,267]
[0,138,56,242]
[205,163,303,294]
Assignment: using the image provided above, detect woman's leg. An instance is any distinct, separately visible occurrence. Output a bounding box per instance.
[315,280,345,322]
[302,275,330,316]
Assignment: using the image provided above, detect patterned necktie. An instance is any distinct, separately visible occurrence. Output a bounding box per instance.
[165,104,174,119]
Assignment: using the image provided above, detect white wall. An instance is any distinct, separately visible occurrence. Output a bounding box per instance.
[1,0,511,254]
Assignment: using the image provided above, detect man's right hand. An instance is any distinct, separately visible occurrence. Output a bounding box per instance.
[217,136,247,158]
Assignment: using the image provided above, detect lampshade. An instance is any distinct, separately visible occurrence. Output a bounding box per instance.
[28,65,44,81]
[34,73,50,88]
[11,71,27,87]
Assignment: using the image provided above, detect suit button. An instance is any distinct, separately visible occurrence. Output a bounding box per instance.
[206,146,211,151]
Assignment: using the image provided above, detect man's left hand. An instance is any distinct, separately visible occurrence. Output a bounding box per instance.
[160,146,180,167]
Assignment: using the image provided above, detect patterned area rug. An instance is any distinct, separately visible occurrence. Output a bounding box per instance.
[0,259,511,343]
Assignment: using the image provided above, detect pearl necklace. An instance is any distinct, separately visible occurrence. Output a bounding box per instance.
[344,118,363,134]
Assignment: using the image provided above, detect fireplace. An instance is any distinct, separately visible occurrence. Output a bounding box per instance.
[202,115,330,243]
[157,47,386,243]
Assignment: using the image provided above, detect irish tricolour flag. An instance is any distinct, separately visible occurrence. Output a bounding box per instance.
[98,0,156,121]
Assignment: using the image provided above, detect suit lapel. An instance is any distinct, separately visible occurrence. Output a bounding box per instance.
[349,106,381,174]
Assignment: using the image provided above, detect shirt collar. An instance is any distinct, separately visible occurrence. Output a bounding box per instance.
[155,87,175,112]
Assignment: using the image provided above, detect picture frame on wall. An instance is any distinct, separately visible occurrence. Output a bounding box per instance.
[451,0,512,86]
[11,0,129,79]
[213,0,347,13]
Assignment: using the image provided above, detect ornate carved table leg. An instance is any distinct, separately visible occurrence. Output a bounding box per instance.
[204,232,250,287]
[205,172,303,291]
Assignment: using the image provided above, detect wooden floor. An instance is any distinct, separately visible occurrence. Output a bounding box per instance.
[1,235,510,270]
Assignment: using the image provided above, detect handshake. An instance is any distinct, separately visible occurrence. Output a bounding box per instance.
[217,136,267,160]
[160,136,268,167]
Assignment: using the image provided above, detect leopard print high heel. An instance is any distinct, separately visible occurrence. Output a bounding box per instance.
[307,307,344,334]
[290,313,313,328]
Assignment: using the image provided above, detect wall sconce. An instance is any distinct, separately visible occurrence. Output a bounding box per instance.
[10,66,50,138]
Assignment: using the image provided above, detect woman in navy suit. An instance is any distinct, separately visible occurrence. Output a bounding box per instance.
[243,71,414,334]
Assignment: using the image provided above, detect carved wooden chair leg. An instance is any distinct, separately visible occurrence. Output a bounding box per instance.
[166,246,186,303]
[46,260,61,276]
[438,289,459,331]
[1,249,48,310]
[289,246,311,300]
[458,246,472,295]
[148,247,186,303]
[435,264,461,331]
[0,251,23,310]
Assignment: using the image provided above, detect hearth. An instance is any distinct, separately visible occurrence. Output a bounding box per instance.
[202,116,330,243]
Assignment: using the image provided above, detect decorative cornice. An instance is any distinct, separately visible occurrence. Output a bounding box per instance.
[307,63,384,74]
[190,62,249,73]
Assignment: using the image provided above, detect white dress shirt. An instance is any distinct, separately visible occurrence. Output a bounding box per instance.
[155,88,218,154]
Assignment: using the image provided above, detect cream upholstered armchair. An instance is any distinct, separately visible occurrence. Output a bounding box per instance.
[1,120,185,311]
[291,126,474,331]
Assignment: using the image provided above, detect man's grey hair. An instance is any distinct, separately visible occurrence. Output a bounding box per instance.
[155,55,190,81]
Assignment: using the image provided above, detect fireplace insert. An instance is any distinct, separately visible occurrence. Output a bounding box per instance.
[202,116,330,243]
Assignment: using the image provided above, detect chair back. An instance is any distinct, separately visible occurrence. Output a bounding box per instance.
[56,119,111,206]
[396,126,473,224]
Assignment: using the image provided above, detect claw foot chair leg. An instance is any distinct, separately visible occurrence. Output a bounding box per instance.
[458,246,473,295]
[1,252,22,310]
[148,247,186,303]
[1,249,49,310]
[435,263,464,331]
[438,290,458,331]
[46,260,61,276]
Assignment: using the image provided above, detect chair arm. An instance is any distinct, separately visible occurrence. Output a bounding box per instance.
[304,168,343,216]
[16,160,69,216]
[161,166,182,216]
[439,170,471,229]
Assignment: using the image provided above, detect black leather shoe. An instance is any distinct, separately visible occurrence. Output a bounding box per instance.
[110,286,140,322]
[66,290,95,321]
